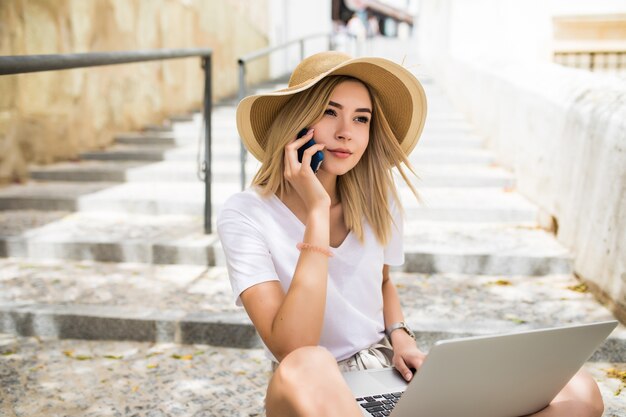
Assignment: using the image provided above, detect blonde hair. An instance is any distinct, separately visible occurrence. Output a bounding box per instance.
[252,75,419,245]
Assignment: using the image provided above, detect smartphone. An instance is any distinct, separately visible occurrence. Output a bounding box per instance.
[296,128,324,173]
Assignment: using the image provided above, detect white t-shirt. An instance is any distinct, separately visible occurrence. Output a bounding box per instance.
[216,187,404,361]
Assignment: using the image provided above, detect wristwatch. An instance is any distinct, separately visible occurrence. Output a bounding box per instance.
[385,321,416,340]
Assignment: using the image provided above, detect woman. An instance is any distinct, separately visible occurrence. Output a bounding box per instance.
[217,51,603,417]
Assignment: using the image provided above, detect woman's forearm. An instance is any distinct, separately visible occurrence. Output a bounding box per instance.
[270,207,330,360]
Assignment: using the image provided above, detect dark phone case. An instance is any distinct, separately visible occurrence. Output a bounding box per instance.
[296,128,324,173]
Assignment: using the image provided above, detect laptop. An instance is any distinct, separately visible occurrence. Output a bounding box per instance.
[343,321,618,417]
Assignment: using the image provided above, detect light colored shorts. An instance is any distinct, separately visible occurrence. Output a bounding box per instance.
[271,337,394,373]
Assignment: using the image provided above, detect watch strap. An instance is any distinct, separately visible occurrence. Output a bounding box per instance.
[385,321,415,339]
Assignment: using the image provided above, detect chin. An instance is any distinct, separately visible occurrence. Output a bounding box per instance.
[320,164,353,176]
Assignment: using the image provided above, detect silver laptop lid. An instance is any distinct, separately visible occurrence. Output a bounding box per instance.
[389,320,618,417]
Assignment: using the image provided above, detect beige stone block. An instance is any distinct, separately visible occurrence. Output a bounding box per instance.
[22,1,59,53]
[0,120,28,184]
[0,77,17,110]
[110,0,136,33]
[1,0,271,183]
[137,0,162,48]
[69,0,95,53]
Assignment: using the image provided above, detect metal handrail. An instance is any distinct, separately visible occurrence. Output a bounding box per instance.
[236,32,358,189]
[0,48,214,234]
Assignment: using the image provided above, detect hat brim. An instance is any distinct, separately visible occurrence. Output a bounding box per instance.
[237,56,427,162]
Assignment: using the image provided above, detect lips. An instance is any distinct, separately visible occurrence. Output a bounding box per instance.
[328,148,352,159]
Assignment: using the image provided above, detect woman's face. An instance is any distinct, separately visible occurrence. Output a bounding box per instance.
[311,80,371,176]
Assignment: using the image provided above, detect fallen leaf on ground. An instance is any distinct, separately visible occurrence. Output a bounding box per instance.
[605,368,626,396]
[567,283,588,293]
[488,280,512,286]
[506,316,527,324]
[171,354,193,360]
[74,355,93,360]
[63,350,92,360]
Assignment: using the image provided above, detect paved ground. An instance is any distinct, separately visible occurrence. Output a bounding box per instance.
[0,335,269,417]
[1,334,625,417]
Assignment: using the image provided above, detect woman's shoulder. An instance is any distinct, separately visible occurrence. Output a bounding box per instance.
[222,187,263,207]
[218,187,274,221]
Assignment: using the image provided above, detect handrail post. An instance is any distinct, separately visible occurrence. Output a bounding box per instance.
[238,59,247,191]
[0,48,215,234]
[202,55,213,234]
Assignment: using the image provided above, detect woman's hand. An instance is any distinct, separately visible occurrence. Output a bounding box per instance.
[284,128,330,211]
[391,333,426,382]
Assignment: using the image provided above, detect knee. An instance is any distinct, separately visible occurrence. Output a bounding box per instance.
[266,346,340,416]
[574,370,604,417]
[561,370,605,417]
[276,346,338,385]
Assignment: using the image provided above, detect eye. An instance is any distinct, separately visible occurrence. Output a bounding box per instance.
[355,116,370,124]
[324,108,337,117]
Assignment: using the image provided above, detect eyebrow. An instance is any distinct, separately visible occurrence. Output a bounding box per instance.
[328,100,372,114]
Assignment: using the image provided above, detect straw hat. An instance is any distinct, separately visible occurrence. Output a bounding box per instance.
[236,51,427,161]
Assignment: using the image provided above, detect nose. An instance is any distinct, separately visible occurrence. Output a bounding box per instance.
[335,116,352,141]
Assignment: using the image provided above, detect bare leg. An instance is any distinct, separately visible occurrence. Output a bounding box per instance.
[530,370,604,417]
[265,346,363,417]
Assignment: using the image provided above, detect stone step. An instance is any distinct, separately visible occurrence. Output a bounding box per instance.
[142,123,173,132]
[417,132,484,149]
[399,187,538,223]
[30,161,147,182]
[0,211,219,266]
[0,182,117,211]
[402,222,572,275]
[29,160,515,188]
[414,164,515,187]
[1,212,565,275]
[0,182,537,223]
[0,258,623,363]
[114,132,196,146]
[79,144,176,162]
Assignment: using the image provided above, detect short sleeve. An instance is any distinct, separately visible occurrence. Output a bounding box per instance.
[217,205,279,306]
[383,197,404,266]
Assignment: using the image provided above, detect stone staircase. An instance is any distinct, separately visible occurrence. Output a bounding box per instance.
[1,69,625,416]
[0,88,572,274]
[0,75,623,344]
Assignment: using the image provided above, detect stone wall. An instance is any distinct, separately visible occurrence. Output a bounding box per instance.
[418,0,626,320]
[442,58,626,321]
[0,0,269,183]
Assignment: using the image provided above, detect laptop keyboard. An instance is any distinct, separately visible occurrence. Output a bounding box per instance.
[356,392,403,416]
